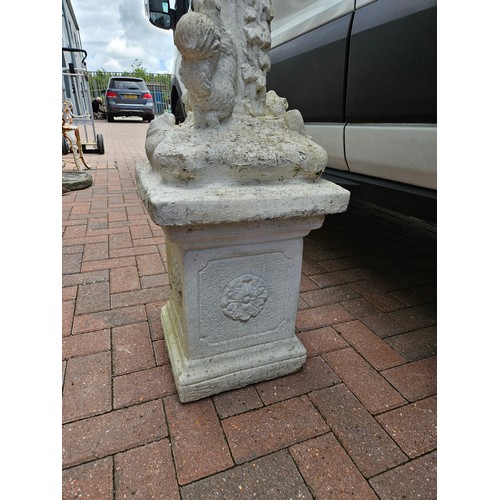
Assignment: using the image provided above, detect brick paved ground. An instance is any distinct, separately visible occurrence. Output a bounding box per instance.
[62,118,437,499]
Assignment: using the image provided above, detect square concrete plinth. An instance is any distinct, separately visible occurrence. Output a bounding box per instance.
[161,217,323,402]
[136,162,350,402]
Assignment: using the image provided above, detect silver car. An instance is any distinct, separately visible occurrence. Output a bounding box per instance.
[105,76,155,122]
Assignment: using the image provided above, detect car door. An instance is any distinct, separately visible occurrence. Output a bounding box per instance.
[344,0,437,189]
[268,0,355,171]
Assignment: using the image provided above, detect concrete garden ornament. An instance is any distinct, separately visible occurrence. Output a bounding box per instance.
[136,0,350,402]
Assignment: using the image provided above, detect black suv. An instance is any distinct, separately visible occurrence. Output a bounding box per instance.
[105,76,155,122]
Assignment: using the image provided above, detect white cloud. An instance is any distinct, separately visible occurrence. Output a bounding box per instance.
[106,36,145,60]
[69,0,176,73]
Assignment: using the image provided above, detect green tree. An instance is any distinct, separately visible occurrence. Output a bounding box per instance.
[129,59,148,80]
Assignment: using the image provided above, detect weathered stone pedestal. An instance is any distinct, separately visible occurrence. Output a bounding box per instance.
[136,165,349,401]
[135,0,350,401]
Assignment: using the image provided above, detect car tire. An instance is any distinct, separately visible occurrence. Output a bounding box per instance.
[174,99,185,124]
[62,136,69,155]
[107,113,114,122]
[97,134,105,154]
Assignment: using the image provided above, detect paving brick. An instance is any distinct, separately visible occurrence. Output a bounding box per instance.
[62,360,67,387]
[381,356,437,402]
[63,244,84,255]
[222,396,329,464]
[87,216,108,230]
[113,365,177,408]
[111,285,169,309]
[377,395,437,459]
[72,305,147,334]
[335,320,406,370]
[114,440,180,500]
[301,285,360,307]
[297,296,309,310]
[302,241,336,262]
[75,281,110,315]
[323,348,406,414]
[82,242,109,262]
[309,268,366,288]
[136,253,166,276]
[290,433,378,499]
[319,254,373,273]
[110,244,159,258]
[62,300,75,337]
[213,385,263,419]
[360,268,400,293]
[388,303,437,330]
[127,204,147,216]
[255,356,340,404]
[108,209,128,223]
[63,234,109,247]
[141,272,169,288]
[384,326,437,362]
[181,450,312,499]
[70,202,91,216]
[80,256,136,273]
[164,395,233,485]
[153,338,169,366]
[133,236,165,247]
[64,224,88,239]
[87,227,132,238]
[63,351,112,423]
[108,194,124,205]
[62,329,111,360]
[390,283,437,307]
[146,301,166,341]
[300,274,319,292]
[369,451,437,499]
[62,457,113,500]
[63,252,82,275]
[110,265,141,293]
[62,269,109,287]
[348,280,406,312]
[296,304,354,331]
[130,223,154,240]
[112,322,155,375]
[341,297,406,338]
[301,253,331,274]
[62,285,77,301]
[393,269,436,290]
[62,400,168,468]
[297,326,348,357]
[310,384,408,478]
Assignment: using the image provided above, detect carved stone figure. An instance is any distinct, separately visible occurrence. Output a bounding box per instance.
[175,0,237,127]
[145,0,329,187]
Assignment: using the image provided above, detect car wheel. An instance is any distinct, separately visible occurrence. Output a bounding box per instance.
[174,99,185,124]
[62,136,69,155]
[107,113,114,122]
[97,134,105,154]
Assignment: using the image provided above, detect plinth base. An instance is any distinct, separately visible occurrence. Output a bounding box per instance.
[162,302,305,402]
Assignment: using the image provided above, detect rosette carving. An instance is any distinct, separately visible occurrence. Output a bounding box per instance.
[220,274,268,321]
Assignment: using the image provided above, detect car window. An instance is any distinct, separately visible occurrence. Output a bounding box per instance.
[110,79,148,91]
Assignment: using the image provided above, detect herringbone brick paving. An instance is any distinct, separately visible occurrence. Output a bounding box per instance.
[62,118,437,499]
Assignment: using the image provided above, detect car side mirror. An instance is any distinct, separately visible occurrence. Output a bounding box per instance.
[144,0,175,30]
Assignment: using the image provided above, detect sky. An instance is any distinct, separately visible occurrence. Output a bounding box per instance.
[69,0,176,73]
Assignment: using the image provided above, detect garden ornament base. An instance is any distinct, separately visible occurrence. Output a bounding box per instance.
[136,0,350,402]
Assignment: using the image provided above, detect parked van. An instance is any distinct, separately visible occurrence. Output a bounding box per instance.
[145,0,437,221]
